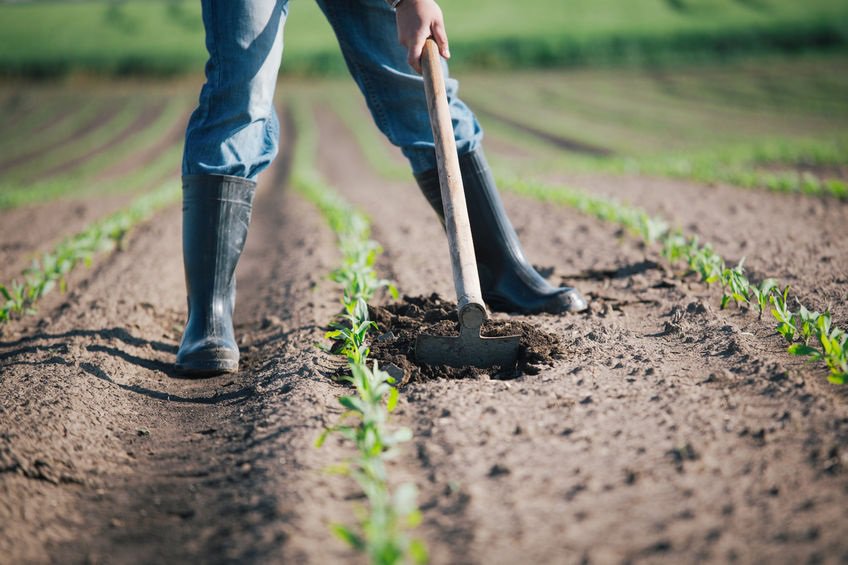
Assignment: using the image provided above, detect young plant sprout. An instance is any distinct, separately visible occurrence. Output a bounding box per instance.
[0,182,178,323]
[292,103,424,565]
[770,286,796,343]
[488,176,847,386]
[750,278,777,319]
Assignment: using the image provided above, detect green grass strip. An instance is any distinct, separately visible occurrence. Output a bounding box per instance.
[46,96,189,184]
[2,97,147,183]
[615,138,848,199]
[289,98,426,565]
[3,0,848,77]
[0,138,183,209]
[0,179,180,323]
[0,96,103,161]
[482,113,848,199]
[500,175,847,384]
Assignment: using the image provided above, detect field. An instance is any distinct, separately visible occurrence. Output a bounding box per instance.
[1,0,848,76]
[2,1,848,563]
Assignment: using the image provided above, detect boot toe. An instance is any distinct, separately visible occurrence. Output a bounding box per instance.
[484,285,588,315]
[176,338,239,377]
[546,287,588,314]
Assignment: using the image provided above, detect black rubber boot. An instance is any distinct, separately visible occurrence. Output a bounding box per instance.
[414,149,587,314]
[176,174,255,376]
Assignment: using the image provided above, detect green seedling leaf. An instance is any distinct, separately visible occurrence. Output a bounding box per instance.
[788,343,821,359]
[339,395,364,414]
[393,483,419,517]
[331,524,366,551]
[386,386,399,413]
[409,539,429,564]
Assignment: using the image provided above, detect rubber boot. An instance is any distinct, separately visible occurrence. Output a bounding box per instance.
[176,174,255,376]
[414,149,587,314]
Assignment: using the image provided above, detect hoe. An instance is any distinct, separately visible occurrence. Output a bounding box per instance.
[414,39,520,369]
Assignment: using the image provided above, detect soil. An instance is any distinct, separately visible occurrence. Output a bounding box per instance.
[2,94,848,565]
[366,294,563,382]
[0,100,124,173]
[32,100,168,182]
[0,192,136,283]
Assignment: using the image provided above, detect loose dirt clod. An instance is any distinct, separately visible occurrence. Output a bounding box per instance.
[367,294,563,383]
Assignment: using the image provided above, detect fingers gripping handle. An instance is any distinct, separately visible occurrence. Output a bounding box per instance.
[421,39,486,329]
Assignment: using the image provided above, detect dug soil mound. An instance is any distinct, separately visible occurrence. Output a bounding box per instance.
[368,293,563,382]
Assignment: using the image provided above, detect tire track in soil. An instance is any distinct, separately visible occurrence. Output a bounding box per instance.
[314,106,848,563]
[0,121,359,563]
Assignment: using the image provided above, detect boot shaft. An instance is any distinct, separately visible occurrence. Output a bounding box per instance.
[181,174,255,341]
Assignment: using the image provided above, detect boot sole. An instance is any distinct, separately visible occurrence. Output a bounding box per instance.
[175,358,238,377]
[486,290,588,315]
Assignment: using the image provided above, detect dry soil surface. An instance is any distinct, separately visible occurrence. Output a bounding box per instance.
[1,107,847,565]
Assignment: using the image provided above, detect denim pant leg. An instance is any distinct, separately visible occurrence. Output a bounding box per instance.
[182,0,288,181]
[315,0,483,175]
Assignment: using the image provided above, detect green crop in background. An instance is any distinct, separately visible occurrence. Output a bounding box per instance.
[0,0,847,77]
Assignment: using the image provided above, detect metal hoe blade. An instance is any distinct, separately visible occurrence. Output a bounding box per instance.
[415,304,520,368]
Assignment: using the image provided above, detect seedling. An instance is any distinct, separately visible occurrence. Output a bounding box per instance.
[0,182,178,324]
[770,286,796,343]
[719,259,750,309]
[749,278,777,318]
[291,101,424,564]
[492,176,847,385]
[795,304,821,345]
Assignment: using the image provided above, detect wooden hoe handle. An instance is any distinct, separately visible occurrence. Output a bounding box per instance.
[420,38,487,329]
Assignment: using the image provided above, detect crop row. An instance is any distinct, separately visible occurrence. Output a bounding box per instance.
[0,180,179,323]
[323,67,848,201]
[461,57,848,198]
[463,60,848,156]
[4,98,147,184]
[288,99,426,565]
[499,175,847,384]
[0,93,190,209]
[328,100,847,384]
[482,111,848,200]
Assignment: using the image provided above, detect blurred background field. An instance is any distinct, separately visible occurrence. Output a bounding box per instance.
[0,0,846,210]
[0,0,847,77]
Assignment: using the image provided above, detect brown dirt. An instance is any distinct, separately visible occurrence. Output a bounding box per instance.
[1,125,357,564]
[0,99,123,173]
[32,99,169,182]
[1,91,847,565]
[313,106,848,564]
[0,192,135,283]
[366,293,563,382]
[94,108,189,183]
[540,169,848,327]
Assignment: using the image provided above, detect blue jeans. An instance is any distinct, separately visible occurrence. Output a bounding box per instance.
[182,0,483,180]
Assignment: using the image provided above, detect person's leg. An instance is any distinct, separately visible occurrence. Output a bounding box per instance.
[177,0,288,376]
[316,0,586,314]
[315,0,478,175]
[182,0,287,180]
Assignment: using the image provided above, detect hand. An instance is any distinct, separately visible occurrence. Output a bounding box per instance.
[395,0,449,73]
